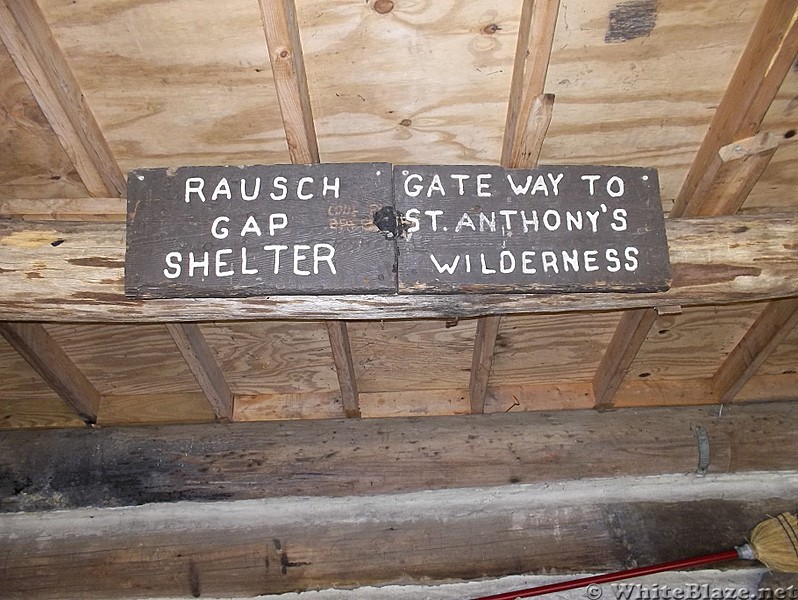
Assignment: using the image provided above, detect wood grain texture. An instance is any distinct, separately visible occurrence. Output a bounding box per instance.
[1,402,796,512]
[45,324,203,396]
[166,323,234,421]
[258,0,318,163]
[712,297,798,402]
[98,393,216,426]
[0,43,89,200]
[1,486,793,598]
[198,322,339,395]
[0,0,124,196]
[627,305,762,380]
[491,312,620,385]
[0,337,85,429]
[592,308,657,408]
[37,0,290,170]
[670,0,798,217]
[349,319,476,393]
[0,197,125,220]
[0,322,100,423]
[469,315,501,414]
[326,320,360,417]
[1,215,797,321]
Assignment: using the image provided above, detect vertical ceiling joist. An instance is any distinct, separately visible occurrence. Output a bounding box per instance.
[713,298,798,403]
[1,0,231,422]
[0,323,100,424]
[166,324,234,421]
[469,0,560,414]
[0,0,125,197]
[593,0,798,409]
[259,0,359,417]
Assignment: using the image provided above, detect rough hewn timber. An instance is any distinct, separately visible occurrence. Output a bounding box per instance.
[0,401,795,512]
[0,473,794,599]
[0,215,796,321]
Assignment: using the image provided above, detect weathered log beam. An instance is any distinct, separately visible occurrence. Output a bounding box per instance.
[0,473,794,599]
[0,215,796,322]
[1,401,795,512]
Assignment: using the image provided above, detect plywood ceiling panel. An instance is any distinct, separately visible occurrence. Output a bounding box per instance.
[0,40,89,199]
[491,312,621,385]
[45,324,203,396]
[38,0,291,171]
[199,321,339,396]
[627,304,762,380]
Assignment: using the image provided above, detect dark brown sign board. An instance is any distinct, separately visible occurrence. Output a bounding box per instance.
[393,165,670,294]
[125,163,396,298]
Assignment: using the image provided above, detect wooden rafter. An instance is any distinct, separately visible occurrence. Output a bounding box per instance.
[259,0,359,417]
[713,298,798,403]
[0,0,125,197]
[2,215,795,321]
[469,0,559,414]
[0,0,231,421]
[592,0,798,409]
[0,322,100,424]
[166,323,234,421]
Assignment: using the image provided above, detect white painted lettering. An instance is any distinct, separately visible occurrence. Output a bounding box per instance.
[584,250,599,272]
[581,174,601,195]
[211,216,229,239]
[313,243,336,275]
[499,250,516,274]
[164,252,182,278]
[215,249,234,277]
[322,176,340,199]
[565,211,583,231]
[547,172,564,195]
[530,175,549,196]
[606,248,621,272]
[455,212,476,232]
[521,251,536,274]
[263,245,288,274]
[624,246,639,271]
[479,212,496,232]
[477,174,492,197]
[404,174,423,197]
[269,213,288,236]
[606,176,624,197]
[270,176,288,200]
[240,215,262,237]
[499,209,518,230]
[430,253,460,274]
[480,253,496,274]
[562,249,579,272]
[520,210,539,233]
[185,177,206,203]
[543,209,561,231]
[585,210,600,232]
[405,208,421,233]
[211,178,232,201]
[241,247,258,275]
[611,208,628,231]
[425,209,444,231]
[293,244,311,275]
[450,174,470,195]
[240,177,261,201]
[506,174,533,195]
[188,251,209,277]
[541,251,558,273]
[297,177,314,200]
[427,174,446,197]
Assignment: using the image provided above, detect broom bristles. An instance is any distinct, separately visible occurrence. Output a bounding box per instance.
[748,512,798,572]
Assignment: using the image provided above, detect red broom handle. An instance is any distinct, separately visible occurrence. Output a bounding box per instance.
[472,549,741,600]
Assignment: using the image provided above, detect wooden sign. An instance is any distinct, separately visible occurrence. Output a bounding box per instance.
[393,165,670,293]
[125,163,396,298]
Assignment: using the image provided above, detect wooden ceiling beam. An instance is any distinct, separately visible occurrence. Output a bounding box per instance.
[0,197,126,221]
[470,0,559,414]
[591,1,798,409]
[165,323,234,421]
[713,297,798,403]
[670,0,798,218]
[0,322,99,424]
[2,402,795,511]
[259,0,359,418]
[0,0,125,197]
[0,215,796,322]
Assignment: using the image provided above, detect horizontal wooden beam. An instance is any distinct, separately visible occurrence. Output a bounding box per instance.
[1,473,793,598]
[0,197,126,221]
[1,401,795,512]
[0,215,796,321]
